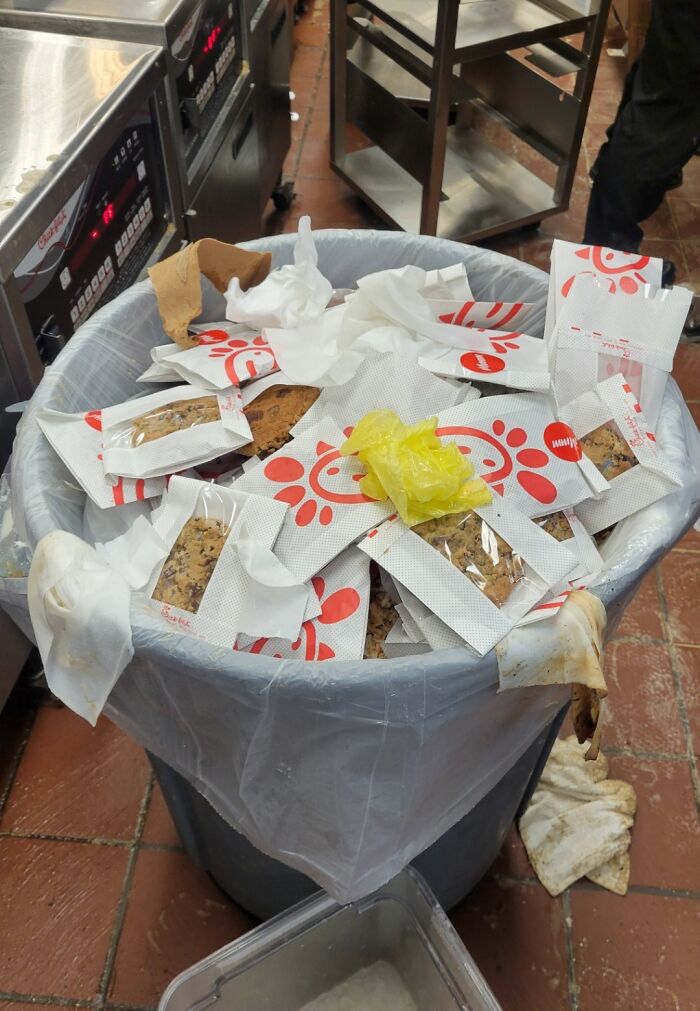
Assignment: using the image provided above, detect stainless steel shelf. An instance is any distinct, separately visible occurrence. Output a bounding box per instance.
[333,128,558,241]
[356,0,595,59]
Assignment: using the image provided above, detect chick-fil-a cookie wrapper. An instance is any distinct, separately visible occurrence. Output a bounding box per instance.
[36,408,166,510]
[291,353,463,439]
[435,392,603,517]
[551,273,691,430]
[233,418,393,582]
[426,297,537,334]
[138,475,309,649]
[359,498,577,655]
[236,547,370,661]
[561,373,682,534]
[158,324,280,390]
[545,239,664,344]
[419,329,550,392]
[101,385,252,480]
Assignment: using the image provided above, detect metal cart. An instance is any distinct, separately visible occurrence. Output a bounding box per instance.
[330,0,611,240]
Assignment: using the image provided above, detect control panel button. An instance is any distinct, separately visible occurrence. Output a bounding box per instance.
[59,267,71,291]
[78,295,86,312]
[70,306,79,324]
[137,160,146,181]
[127,222,134,239]
[98,265,106,282]
[188,64,194,82]
[121,230,128,248]
[116,238,122,256]
[139,205,146,222]
[105,256,113,273]
[91,276,99,293]
[144,196,152,213]
[84,286,92,303]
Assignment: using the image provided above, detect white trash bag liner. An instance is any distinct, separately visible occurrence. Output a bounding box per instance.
[4,231,700,903]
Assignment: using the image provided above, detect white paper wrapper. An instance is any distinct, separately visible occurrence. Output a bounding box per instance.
[359,497,577,655]
[137,343,183,383]
[425,297,537,333]
[236,547,370,661]
[382,617,432,658]
[27,530,134,725]
[394,582,468,652]
[101,385,252,480]
[36,408,166,509]
[265,303,366,388]
[158,327,280,390]
[138,475,309,649]
[545,239,664,344]
[233,418,393,581]
[562,373,682,534]
[435,393,599,517]
[226,216,332,328]
[420,262,474,301]
[291,353,463,439]
[551,273,692,430]
[419,329,550,392]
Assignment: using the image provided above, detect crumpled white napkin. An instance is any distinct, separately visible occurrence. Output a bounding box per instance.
[225,215,332,328]
[265,303,366,386]
[519,736,637,895]
[27,530,134,725]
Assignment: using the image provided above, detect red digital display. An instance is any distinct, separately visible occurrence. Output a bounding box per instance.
[102,202,116,225]
[202,25,222,53]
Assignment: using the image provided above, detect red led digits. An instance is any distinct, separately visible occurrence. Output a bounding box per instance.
[102,203,115,225]
[202,25,222,53]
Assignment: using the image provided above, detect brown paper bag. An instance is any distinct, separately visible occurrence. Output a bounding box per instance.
[148,239,272,347]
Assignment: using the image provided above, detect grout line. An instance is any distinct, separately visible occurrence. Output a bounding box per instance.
[562,891,579,1011]
[0,993,92,1008]
[288,39,328,181]
[0,703,39,817]
[103,1004,157,1011]
[571,879,700,900]
[655,567,700,816]
[0,831,131,847]
[94,775,155,1010]
[604,747,688,762]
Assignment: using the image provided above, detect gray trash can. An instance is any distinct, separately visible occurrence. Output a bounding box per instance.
[7,230,700,917]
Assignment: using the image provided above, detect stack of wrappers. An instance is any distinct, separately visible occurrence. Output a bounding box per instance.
[29,219,692,763]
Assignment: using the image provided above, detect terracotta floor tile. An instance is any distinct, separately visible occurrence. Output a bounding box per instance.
[0,837,127,998]
[290,74,318,109]
[640,238,686,271]
[1,708,150,840]
[677,524,700,551]
[613,570,664,640]
[519,236,554,273]
[659,550,700,644]
[296,136,336,180]
[571,890,700,1011]
[603,642,684,755]
[680,239,700,279]
[290,43,325,80]
[450,879,569,1011]
[490,824,534,880]
[674,646,700,758]
[293,20,329,47]
[0,694,35,812]
[110,850,254,1007]
[141,783,182,848]
[607,756,700,890]
[669,196,700,240]
[672,343,700,402]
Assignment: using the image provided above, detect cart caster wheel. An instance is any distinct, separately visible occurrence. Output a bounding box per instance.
[272,181,295,212]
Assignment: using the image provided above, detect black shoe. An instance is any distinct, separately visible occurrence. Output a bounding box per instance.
[662,259,676,287]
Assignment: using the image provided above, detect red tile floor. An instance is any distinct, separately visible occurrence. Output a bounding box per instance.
[1,5,700,1010]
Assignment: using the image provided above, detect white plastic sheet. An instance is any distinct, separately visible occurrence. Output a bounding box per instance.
[3,230,700,903]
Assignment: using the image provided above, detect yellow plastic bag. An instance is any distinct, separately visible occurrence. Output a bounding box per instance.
[340,409,491,526]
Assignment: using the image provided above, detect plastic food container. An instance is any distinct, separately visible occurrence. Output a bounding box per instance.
[158,867,502,1011]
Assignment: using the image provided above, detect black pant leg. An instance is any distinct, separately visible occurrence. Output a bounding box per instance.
[584,0,700,250]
